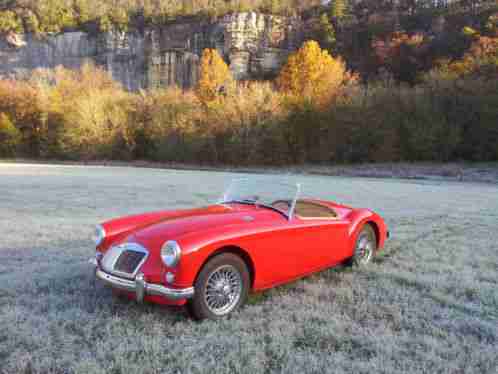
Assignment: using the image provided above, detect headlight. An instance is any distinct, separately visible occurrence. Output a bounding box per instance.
[161,241,181,267]
[94,225,106,246]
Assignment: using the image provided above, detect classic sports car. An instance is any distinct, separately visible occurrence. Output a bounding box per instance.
[90,179,388,320]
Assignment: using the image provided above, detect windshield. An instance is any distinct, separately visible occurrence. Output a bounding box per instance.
[220,179,301,218]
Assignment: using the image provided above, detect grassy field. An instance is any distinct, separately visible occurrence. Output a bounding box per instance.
[0,163,497,374]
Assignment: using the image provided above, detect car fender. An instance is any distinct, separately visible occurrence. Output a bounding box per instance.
[346,209,388,252]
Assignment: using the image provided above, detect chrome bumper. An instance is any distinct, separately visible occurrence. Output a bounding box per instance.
[92,263,194,303]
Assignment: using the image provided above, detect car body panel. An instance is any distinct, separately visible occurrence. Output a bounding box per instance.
[96,199,388,304]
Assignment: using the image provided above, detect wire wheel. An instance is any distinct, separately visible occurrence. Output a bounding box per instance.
[354,226,376,266]
[204,264,242,316]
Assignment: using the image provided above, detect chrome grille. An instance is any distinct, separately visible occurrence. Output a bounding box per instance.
[101,243,148,279]
[114,250,146,274]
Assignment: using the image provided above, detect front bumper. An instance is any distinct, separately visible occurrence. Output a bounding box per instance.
[91,260,194,303]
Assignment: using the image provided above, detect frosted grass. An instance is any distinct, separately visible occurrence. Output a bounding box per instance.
[0,164,497,373]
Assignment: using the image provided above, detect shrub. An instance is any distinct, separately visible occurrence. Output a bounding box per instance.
[0,112,21,156]
[0,10,23,33]
[200,82,286,164]
[129,87,201,162]
[0,79,45,156]
[0,61,496,164]
[48,64,131,159]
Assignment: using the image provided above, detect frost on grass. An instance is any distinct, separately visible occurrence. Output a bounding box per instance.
[0,164,497,373]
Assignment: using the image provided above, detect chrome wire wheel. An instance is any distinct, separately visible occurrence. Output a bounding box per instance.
[354,232,375,266]
[204,265,242,316]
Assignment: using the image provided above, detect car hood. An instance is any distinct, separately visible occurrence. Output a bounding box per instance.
[126,204,277,250]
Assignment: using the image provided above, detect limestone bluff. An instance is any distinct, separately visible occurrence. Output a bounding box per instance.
[0,12,307,91]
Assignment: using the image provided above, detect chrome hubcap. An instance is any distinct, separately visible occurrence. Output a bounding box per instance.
[356,234,374,265]
[204,265,242,316]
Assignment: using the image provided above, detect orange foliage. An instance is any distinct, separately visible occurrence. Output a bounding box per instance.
[372,31,430,83]
[439,33,498,78]
[277,40,348,105]
[196,49,233,104]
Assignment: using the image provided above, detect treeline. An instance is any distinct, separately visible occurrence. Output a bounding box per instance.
[0,0,321,34]
[1,31,496,164]
[0,0,494,34]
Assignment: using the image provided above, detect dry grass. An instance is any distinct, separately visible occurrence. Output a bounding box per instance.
[0,163,497,374]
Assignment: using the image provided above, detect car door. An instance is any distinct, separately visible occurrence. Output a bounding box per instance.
[290,218,350,272]
[244,216,349,289]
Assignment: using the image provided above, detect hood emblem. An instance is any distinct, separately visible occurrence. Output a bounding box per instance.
[242,215,255,222]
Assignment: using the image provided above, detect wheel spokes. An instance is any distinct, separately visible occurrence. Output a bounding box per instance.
[204,265,242,316]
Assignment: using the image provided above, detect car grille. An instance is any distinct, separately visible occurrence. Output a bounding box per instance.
[114,250,146,274]
[100,243,148,279]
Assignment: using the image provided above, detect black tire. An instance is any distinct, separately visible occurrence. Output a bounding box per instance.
[187,253,250,320]
[351,224,377,267]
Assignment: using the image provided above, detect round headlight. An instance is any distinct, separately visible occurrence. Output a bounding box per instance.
[94,225,106,246]
[161,241,181,267]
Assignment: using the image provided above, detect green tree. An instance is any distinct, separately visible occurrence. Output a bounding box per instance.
[23,10,40,34]
[0,10,23,33]
[74,0,91,25]
[329,0,348,21]
[319,13,337,53]
[0,112,21,157]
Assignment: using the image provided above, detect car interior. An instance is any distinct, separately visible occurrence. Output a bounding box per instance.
[272,200,338,219]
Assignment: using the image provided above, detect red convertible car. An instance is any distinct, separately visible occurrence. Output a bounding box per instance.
[90,179,388,319]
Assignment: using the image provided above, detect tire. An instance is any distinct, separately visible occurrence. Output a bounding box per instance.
[187,253,250,320]
[351,224,377,267]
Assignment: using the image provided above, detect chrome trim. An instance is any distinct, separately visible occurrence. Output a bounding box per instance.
[95,225,106,246]
[95,268,195,302]
[204,264,242,316]
[161,240,181,267]
[220,179,302,221]
[165,272,175,284]
[288,183,301,221]
[101,243,149,280]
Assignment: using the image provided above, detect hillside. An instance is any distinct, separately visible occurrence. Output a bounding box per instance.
[0,1,496,88]
[0,1,497,165]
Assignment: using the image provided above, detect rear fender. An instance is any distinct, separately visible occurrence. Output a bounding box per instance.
[347,209,388,252]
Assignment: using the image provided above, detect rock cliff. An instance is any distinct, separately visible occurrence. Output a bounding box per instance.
[0,12,305,90]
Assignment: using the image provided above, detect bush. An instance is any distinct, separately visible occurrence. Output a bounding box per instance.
[0,10,23,33]
[129,87,201,162]
[0,113,21,156]
[0,61,496,164]
[44,64,131,159]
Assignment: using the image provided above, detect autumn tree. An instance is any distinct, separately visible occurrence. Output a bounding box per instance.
[196,48,233,104]
[277,40,347,105]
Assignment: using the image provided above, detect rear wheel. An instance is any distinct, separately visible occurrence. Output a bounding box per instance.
[187,253,250,320]
[351,224,377,267]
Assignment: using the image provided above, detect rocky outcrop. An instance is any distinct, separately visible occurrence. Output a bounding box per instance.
[0,12,305,90]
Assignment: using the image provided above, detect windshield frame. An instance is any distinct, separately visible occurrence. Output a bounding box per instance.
[219,179,302,221]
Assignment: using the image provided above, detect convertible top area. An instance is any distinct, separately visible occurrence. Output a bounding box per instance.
[294,200,338,219]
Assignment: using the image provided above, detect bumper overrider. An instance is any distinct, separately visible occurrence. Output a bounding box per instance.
[90,259,194,303]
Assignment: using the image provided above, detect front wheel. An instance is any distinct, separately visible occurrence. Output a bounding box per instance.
[351,224,377,267]
[187,253,250,320]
